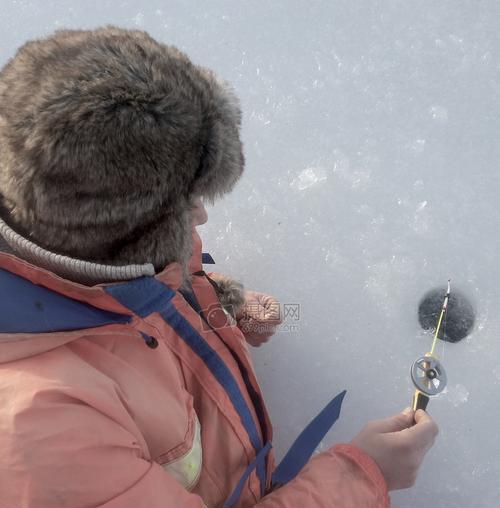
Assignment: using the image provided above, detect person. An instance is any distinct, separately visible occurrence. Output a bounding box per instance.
[0,27,438,508]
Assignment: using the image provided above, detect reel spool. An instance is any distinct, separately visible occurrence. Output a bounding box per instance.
[410,356,447,396]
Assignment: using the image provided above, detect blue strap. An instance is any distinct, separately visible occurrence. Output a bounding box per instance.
[181,280,269,441]
[179,281,270,493]
[202,252,216,264]
[223,390,347,504]
[271,390,347,488]
[160,300,268,495]
[223,442,272,508]
[0,268,131,333]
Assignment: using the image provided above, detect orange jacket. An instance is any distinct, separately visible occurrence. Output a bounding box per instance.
[0,231,389,508]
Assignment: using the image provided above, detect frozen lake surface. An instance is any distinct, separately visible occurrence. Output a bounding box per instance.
[2,1,499,506]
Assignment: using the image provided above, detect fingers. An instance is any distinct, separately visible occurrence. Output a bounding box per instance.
[368,409,415,434]
[243,292,281,322]
[258,294,282,323]
[401,410,439,450]
[353,409,439,491]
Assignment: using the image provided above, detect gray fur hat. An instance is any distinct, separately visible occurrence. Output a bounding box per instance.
[0,26,244,273]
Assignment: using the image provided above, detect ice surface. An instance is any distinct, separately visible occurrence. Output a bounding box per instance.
[1,1,500,506]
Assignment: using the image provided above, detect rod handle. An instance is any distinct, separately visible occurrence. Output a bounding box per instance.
[412,390,430,412]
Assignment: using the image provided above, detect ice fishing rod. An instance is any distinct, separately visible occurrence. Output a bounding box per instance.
[410,279,450,411]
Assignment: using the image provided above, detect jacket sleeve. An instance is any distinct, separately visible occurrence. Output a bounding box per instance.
[256,444,390,508]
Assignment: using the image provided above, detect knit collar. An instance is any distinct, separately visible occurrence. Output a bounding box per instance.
[0,216,156,286]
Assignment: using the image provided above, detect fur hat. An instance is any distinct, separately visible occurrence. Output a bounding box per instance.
[0,26,244,274]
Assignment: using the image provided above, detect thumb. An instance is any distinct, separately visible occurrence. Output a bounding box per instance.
[399,409,439,451]
[370,408,415,434]
[414,409,432,424]
[408,409,439,439]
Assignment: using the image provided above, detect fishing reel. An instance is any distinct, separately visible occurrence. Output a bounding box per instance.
[410,355,447,410]
[410,279,451,412]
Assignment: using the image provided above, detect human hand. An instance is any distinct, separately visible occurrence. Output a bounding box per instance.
[351,408,439,491]
[236,291,282,347]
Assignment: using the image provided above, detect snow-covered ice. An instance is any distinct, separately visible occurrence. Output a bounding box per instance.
[1,1,500,506]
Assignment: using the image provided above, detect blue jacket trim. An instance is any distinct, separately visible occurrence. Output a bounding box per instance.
[0,268,131,333]
[104,277,175,317]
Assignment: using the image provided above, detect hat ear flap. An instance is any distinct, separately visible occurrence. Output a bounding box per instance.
[191,81,244,201]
